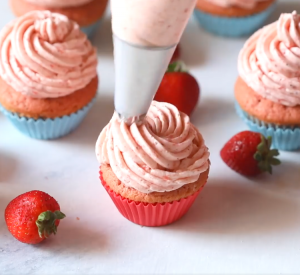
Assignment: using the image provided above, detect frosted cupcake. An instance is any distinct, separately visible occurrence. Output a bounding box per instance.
[96,101,210,227]
[235,11,300,151]
[194,0,276,37]
[0,11,98,140]
[9,0,108,38]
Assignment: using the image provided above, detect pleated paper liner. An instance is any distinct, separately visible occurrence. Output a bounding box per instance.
[100,170,206,227]
[0,98,95,140]
[193,2,276,37]
[235,102,300,151]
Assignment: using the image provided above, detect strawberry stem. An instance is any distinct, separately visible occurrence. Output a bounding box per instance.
[167,61,188,73]
[36,210,66,239]
[254,135,281,174]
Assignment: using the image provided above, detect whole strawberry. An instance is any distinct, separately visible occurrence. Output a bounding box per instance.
[5,190,65,244]
[220,131,281,177]
[154,61,200,116]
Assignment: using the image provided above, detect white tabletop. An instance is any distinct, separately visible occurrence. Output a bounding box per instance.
[1,1,300,274]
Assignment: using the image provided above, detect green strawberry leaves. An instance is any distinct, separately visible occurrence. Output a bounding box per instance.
[167,61,188,73]
[254,135,281,174]
[36,210,66,239]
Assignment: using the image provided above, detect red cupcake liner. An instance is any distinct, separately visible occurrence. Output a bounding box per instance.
[99,170,206,227]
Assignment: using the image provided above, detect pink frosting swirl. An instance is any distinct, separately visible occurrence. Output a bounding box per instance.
[205,0,269,9]
[238,11,300,107]
[96,101,210,194]
[0,11,97,98]
[25,0,93,8]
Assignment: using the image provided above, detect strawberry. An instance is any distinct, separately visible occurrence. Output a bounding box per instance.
[154,61,200,116]
[170,45,180,63]
[220,131,281,177]
[5,190,65,244]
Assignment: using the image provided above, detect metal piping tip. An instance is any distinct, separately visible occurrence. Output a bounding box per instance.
[113,35,176,125]
[117,113,147,126]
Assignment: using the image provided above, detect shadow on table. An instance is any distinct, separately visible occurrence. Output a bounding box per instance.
[0,222,8,237]
[255,159,300,188]
[93,16,113,57]
[191,98,236,126]
[39,221,109,255]
[267,0,300,23]
[0,193,11,238]
[180,21,207,67]
[170,178,300,235]
[60,94,114,147]
[0,151,17,182]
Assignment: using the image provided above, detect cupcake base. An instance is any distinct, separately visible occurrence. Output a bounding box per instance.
[193,2,276,37]
[10,0,108,29]
[99,168,208,227]
[0,98,95,140]
[235,103,300,151]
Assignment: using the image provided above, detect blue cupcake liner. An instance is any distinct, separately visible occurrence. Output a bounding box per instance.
[235,102,300,151]
[193,2,276,37]
[0,98,95,140]
[81,19,102,39]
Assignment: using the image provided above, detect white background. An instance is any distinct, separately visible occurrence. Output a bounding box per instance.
[1,1,300,274]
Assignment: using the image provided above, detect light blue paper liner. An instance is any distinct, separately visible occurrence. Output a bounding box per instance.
[0,98,95,140]
[235,102,300,151]
[81,19,102,39]
[193,3,276,37]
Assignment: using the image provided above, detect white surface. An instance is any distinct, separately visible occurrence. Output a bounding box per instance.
[1,1,300,274]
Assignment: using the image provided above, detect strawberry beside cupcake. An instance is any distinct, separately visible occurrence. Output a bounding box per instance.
[236,11,300,151]
[154,61,200,117]
[9,0,108,38]
[194,0,276,37]
[96,101,210,227]
[0,11,98,140]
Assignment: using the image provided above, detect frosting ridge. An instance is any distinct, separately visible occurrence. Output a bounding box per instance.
[96,101,210,193]
[0,11,97,98]
[238,11,300,107]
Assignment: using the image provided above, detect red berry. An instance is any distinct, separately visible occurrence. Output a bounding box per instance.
[220,131,281,177]
[170,45,180,63]
[154,62,200,116]
[5,190,65,244]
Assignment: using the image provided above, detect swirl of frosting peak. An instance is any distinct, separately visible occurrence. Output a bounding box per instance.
[25,0,93,8]
[207,0,269,9]
[0,11,97,98]
[96,101,210,193]
[238,11,300,106]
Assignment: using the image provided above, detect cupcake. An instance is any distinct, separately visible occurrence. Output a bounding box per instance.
[235,11,300,151]
[0,11,98,140]
[9,0,108,38]
[96,101,210,227]
[194,0,276,37]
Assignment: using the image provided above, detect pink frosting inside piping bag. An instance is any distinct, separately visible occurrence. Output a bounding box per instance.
[0,10,97,98]
[96,101,210,194]
[238,11,300,107]
[111,0,197,47]
[203,0,270,9]
[24,0,93,8]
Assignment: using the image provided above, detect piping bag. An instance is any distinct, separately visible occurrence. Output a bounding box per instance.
[111,0,197,124]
